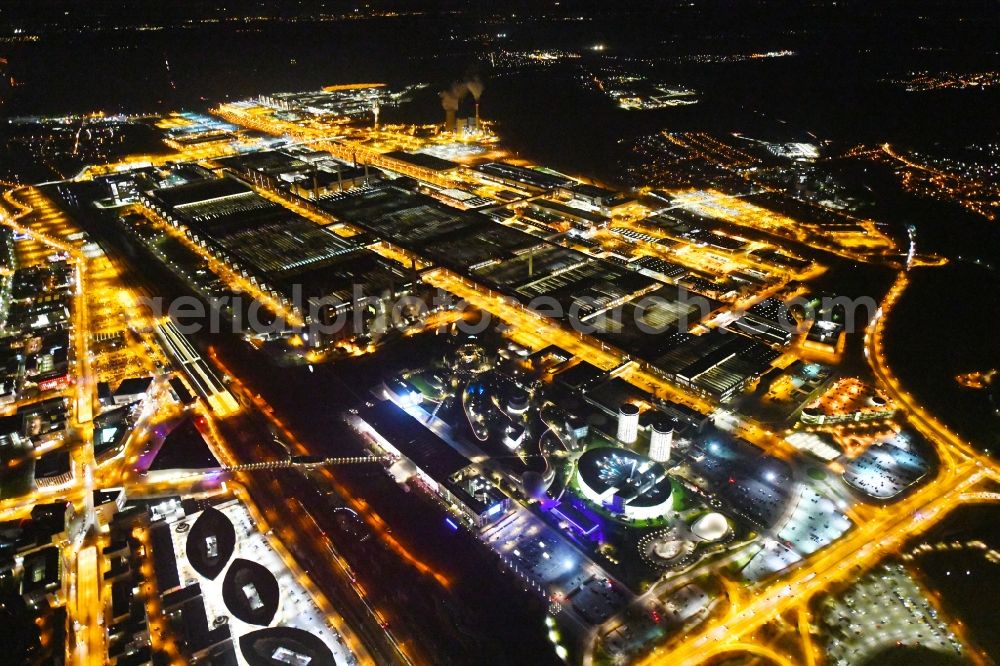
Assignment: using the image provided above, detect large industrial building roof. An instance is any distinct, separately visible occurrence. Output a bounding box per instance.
[476,162,575,190]
[361,400,470,481]
[384,150,458,172]
[151,177,252,208]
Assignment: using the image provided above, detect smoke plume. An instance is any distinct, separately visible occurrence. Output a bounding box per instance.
[439,80,468,111]
[465,76,485,101]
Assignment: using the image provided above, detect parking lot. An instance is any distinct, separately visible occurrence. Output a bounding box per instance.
[482,508,631,626]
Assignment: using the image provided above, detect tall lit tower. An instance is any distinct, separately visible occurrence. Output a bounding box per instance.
[648,418,674,462]
[906,225,916,271]
[617,403,639,444]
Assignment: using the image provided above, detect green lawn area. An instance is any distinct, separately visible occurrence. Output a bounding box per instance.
[0,468,34,500]
[671,478,688,511]
[807,467,827,481]
[407,373,439,399]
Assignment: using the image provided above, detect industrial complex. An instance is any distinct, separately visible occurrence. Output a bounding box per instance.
[0,51,995,666]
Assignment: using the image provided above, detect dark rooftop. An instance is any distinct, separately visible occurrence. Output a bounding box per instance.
[115,377,154,397]
[21,545,61,594]
[221,558,280,626]
[384,150,458,172]
[150,522,181,593]
[186,508,236,580]
[240,627,336,666]
[33,448,71,480]
[149,416,219,471]
[361,400,470,482]
[554,360,606,392]
[150,177,251,209]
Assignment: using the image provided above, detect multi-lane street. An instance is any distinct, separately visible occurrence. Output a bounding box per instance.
[635,269,1000,665]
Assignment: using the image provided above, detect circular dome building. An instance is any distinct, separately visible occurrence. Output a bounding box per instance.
[507,388,530,414]
[691,512,730,541]
[576,447,672,521]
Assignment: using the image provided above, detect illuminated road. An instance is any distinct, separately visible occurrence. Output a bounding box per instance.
[865,272,986,463]
[74,140,251,180]
[4,96,995,666]
[636,272,1000,665]
[213,103,474,189]
[73,545,102,666]
[641,463,994,665]
[0,184,374,666]
[669,188,898,264]
[1,187,106,665]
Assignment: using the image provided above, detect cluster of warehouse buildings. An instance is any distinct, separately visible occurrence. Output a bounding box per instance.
[215,147,376,200]
[111,110,802,405]
[257,84,418,118]
[137,174,413,339]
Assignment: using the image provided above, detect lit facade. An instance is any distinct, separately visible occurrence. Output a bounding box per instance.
[617,403,639,444]
[648,419,673,463]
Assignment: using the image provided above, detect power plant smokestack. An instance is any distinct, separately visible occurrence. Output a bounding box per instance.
[465,76,484,130]
[439,82,465,133]
[440,78,479,133]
